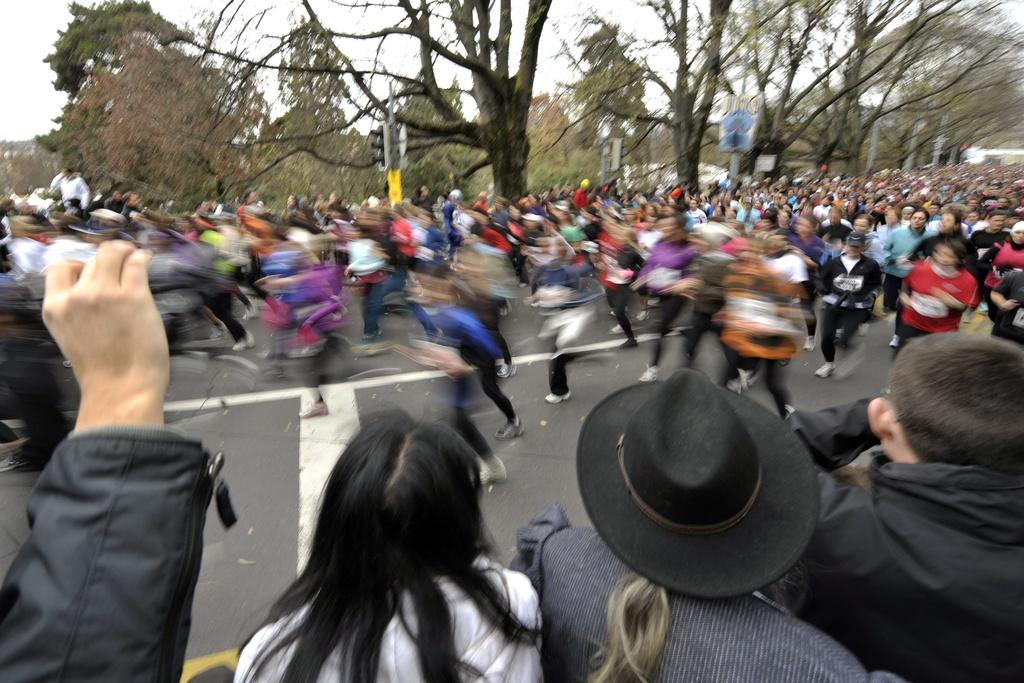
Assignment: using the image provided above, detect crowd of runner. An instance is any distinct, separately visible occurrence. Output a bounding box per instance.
[2,165,1024,477]
[2,164,1024,681]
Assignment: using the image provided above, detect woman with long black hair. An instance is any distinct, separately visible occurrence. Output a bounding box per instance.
[235,411,541,682]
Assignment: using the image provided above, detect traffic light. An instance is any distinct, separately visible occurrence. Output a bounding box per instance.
[371,126,387,170]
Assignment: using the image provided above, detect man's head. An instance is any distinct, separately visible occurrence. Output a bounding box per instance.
[987,209,1008,232]
[853,213,873,234]
[844,232,867,258]
[869,334,1024,475]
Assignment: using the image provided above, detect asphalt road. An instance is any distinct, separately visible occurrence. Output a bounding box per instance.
[0,292,991,678]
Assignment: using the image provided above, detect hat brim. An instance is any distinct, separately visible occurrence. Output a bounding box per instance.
[577,377,819,599]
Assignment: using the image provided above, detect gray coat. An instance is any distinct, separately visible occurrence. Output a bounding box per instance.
[511,504,903,683]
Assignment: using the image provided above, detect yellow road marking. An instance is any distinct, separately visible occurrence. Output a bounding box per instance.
[181,648,238,682]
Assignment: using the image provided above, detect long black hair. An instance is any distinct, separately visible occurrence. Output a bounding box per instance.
[243,410,536,682]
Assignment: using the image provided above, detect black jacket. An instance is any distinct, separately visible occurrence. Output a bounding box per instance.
[789,402,1024,683]
[817,255,882,310]
[0,428,221,683]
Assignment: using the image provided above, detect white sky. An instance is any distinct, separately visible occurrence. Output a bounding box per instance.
[5,0,1020,142]
[0,0,611,141]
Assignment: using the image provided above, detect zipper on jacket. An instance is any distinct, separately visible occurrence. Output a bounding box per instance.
[157,451,213,683]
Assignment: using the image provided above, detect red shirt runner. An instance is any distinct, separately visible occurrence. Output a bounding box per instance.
[902,260,980,334]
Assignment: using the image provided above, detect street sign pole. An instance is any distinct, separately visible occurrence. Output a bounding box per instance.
[720,78,754,190]
[385,83,402,204]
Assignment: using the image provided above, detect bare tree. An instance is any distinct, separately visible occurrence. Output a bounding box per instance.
[179,0,554,196]
[742,0,982,172]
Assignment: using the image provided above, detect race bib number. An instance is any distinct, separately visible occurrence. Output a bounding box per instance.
[833,275,864,292]
[647,267,682,289]
[603,256,630,284]
[1014,308,1024,329]
[730,297,799,335]
[911,293,949,318]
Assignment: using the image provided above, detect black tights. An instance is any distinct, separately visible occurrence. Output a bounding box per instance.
[819,306,868,363]
[461,348,516,422]
[650,296,687,367]
[721,347,791,418]
[208,292,246,342]
[606,287,635,341]
[683,310,720,366]
[451,355,516,458]
[478,300,513,366]
[802,281,818,338]
[453,406,491,457]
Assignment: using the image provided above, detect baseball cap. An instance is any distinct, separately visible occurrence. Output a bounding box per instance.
[845,232,867,247]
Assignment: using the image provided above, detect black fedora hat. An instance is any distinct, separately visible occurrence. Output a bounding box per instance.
[577,369,819,598]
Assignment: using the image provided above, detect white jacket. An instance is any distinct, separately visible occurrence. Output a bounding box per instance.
[235,562,541,682]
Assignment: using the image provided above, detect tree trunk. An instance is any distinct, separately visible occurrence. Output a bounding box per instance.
[673,121,701,188]
[846,125,869,176]
[479,98,530,196]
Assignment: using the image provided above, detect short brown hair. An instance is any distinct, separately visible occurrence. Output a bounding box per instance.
[890,333,1024,474]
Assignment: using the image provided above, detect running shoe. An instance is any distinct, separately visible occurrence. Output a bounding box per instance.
[545,392,571,404]
[639,366,659,383]
[636,310,650,321]
[232,330,255,351]
[620,338,638,349]
[814,362,837,378]
[497,362,517,379]
[299,401,328,419]
[479,455,507,485]
[495,417,524,439]
[609,324,623,334]
[0,451,41,474]
[889,334,900,348]
[803,335,816,352]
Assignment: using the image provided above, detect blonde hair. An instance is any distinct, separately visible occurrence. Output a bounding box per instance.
[588,574,671,683]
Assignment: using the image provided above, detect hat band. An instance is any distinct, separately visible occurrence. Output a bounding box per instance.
[617,436,762,536]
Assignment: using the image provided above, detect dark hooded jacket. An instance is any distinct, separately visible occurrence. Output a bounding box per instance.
[790,402,1024,683]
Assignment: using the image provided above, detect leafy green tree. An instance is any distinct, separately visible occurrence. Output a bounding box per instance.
[38,1,178,171]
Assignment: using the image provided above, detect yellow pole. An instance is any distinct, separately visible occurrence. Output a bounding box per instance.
[387,169,403,205]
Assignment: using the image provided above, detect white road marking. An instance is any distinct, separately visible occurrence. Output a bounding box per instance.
[163,332,664,413]
[297,385,359,571]
[157,331,675,574]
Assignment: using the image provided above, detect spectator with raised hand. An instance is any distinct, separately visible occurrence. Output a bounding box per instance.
[0,241,231,682]
[789,333,1024,683]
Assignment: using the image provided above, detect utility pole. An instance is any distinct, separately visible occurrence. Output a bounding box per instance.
[383,83,406,205]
